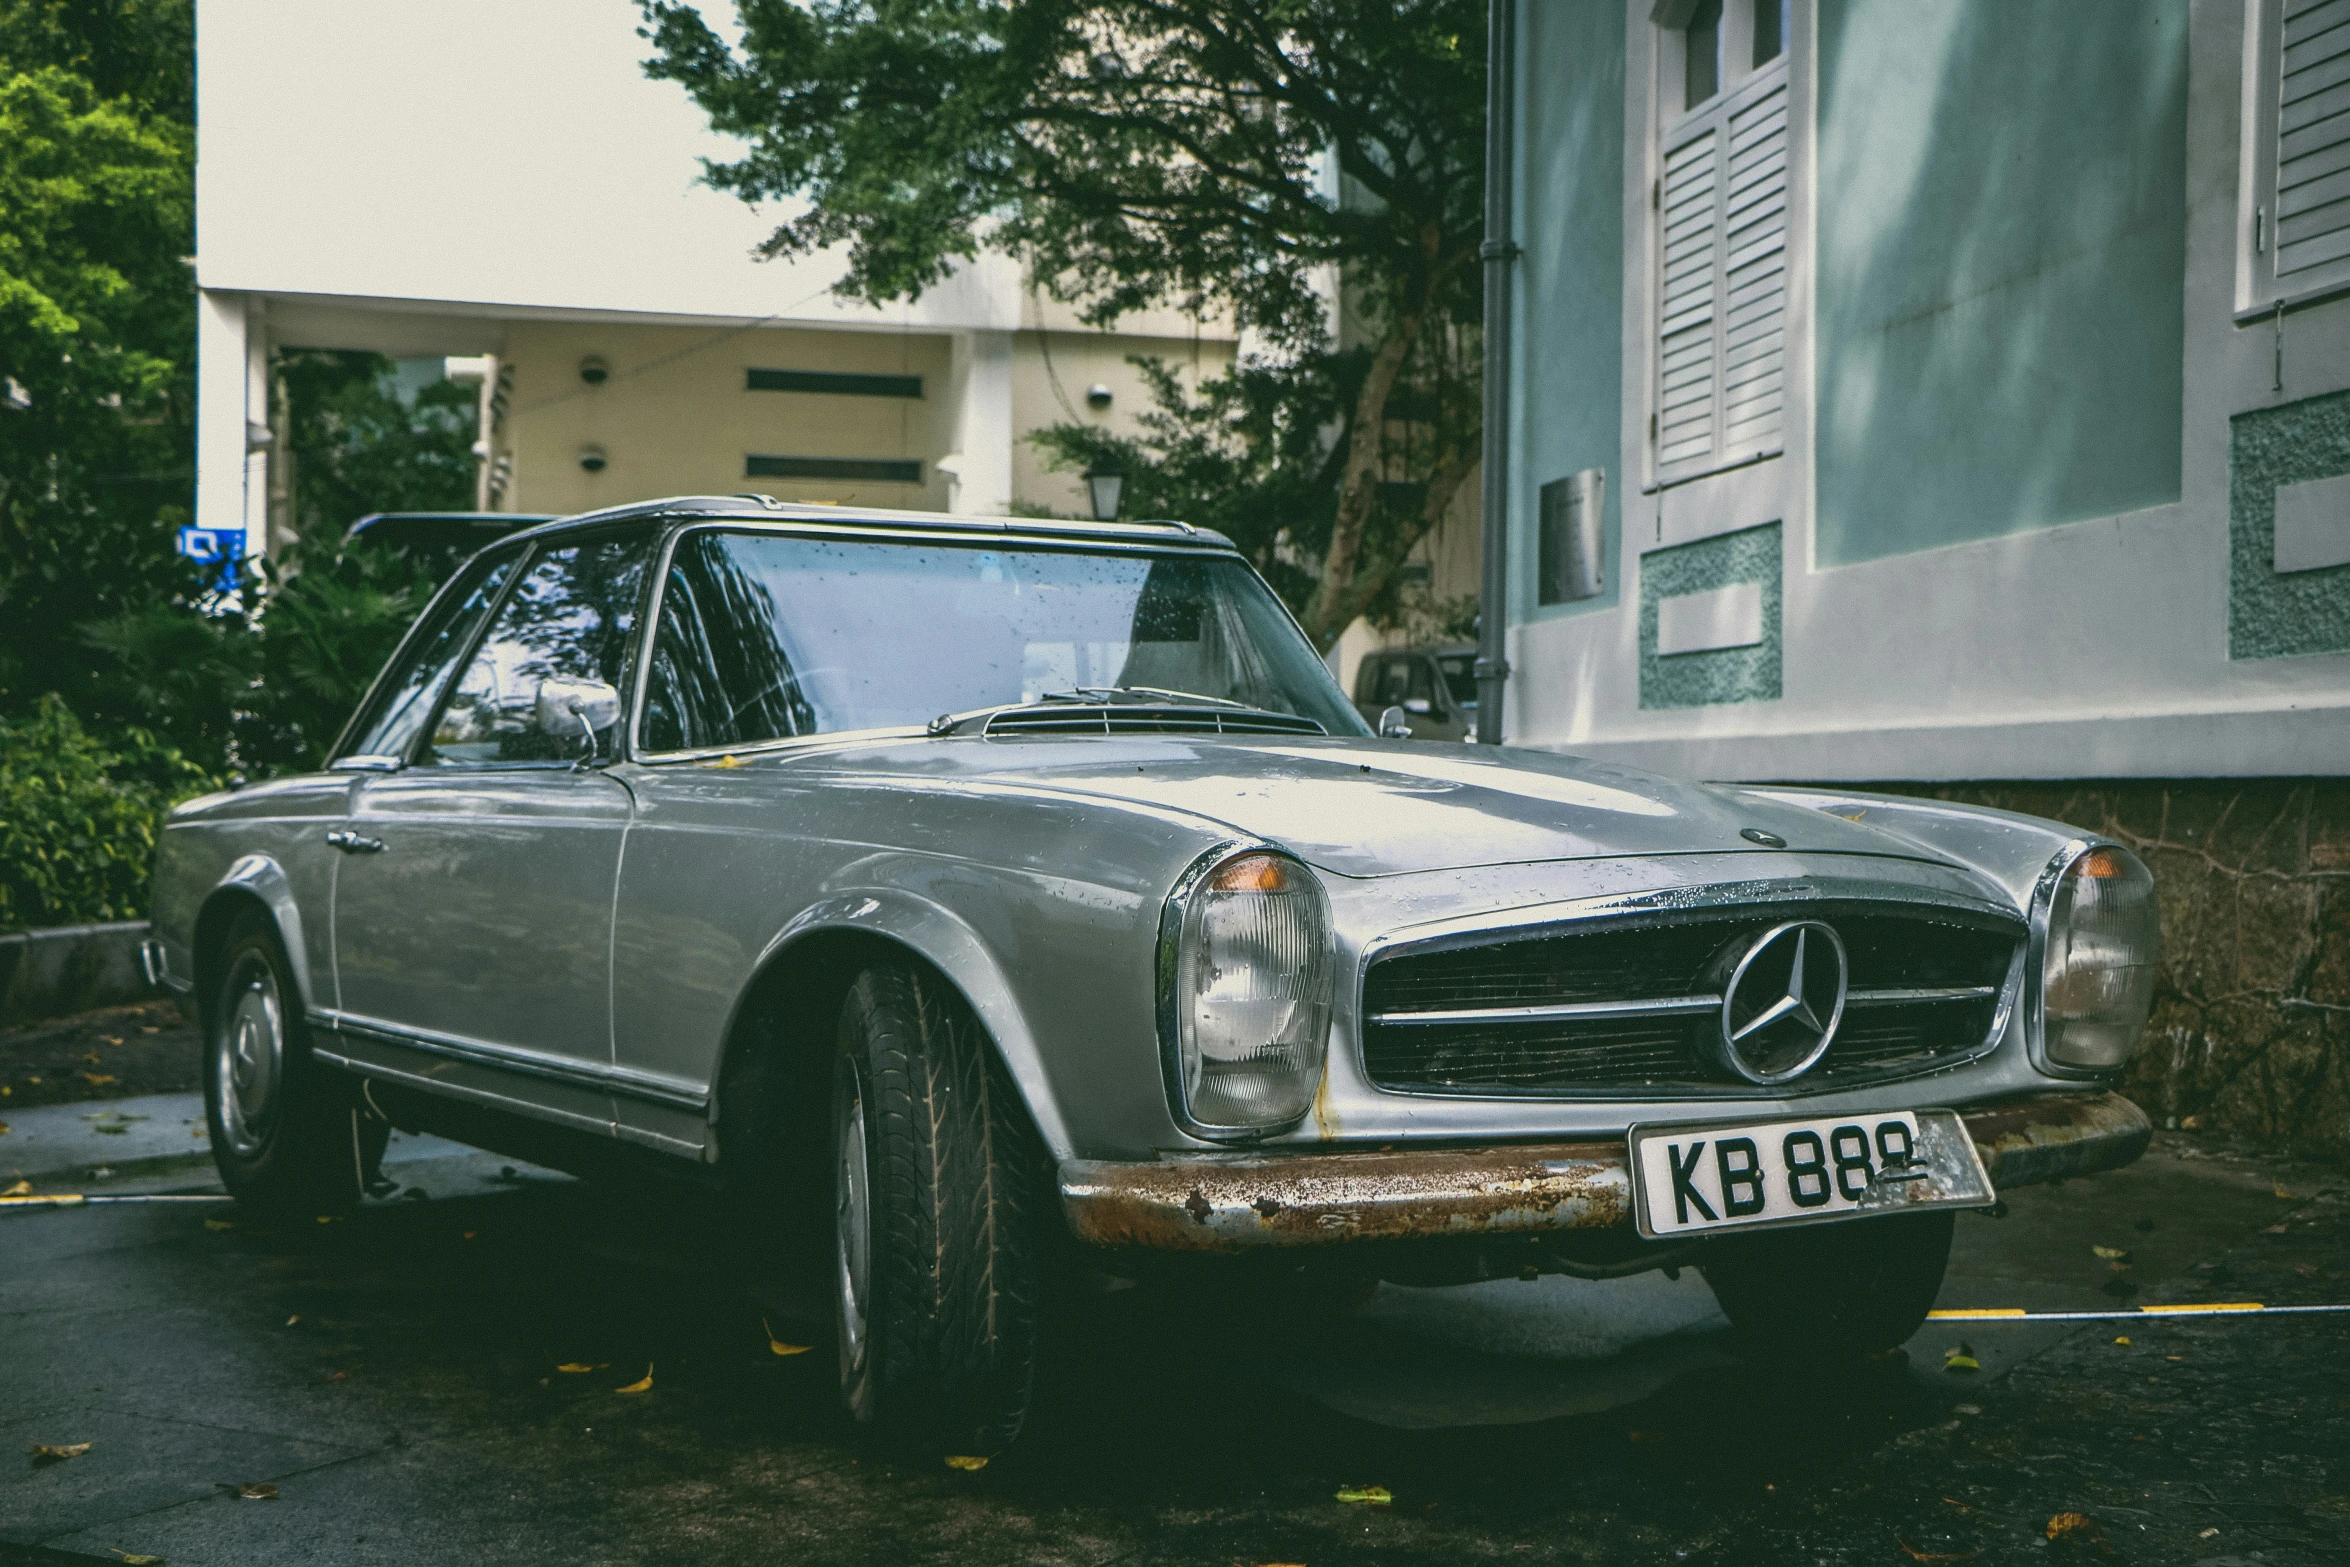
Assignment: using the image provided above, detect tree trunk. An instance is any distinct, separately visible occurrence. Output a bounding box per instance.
[1303,316,1420,649]
[1309,426,1482,644]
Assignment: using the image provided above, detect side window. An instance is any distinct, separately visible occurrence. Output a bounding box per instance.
[1374,657,1414,707]
[424,532,652,767]
[338,552,519,763]
[1352,654,1386,704]
[640,531,817,753]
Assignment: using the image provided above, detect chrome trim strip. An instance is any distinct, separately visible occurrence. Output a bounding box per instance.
[1369,995,1719,1026]
[1367,984,2000,1028]
[1845,985,2002,1007]
[310,1045,619,1137]
[312,1010,708,1112]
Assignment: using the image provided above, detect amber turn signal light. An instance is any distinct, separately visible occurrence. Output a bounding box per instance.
[1209,852,1290,893]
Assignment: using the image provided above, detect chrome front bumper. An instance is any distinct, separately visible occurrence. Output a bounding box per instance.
[1059,1090,2151,1252]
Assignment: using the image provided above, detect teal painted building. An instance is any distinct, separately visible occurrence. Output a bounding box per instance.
[1500,0,2350,780]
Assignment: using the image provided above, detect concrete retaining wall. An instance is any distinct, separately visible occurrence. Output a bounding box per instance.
[0,922,160,1027]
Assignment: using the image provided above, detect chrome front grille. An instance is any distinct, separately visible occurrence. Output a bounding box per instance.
[1360,903,2020,1097]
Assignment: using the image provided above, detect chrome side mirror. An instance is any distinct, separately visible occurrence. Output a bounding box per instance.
[1378,705,1414,739]
[534,677,621,753]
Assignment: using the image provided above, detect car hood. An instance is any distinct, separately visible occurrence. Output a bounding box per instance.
[780,735,1952,879]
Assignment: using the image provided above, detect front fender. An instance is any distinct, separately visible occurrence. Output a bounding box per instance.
[754,887,1077,1161]
[200,853,320,1013]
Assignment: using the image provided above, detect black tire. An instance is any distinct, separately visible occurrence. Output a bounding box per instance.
[205,909,385,1216]
[830,962,1043,1454]
[1700,1210,1955,1355]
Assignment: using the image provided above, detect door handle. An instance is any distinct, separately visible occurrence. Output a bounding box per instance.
[326,829,386,855]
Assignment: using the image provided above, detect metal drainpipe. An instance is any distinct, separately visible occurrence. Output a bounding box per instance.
[1475,0,1518,746]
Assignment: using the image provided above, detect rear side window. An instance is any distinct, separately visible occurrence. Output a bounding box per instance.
[338,552,518,763]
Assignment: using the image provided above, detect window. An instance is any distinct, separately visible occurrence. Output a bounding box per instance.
[1685,0,1722,108]
[337,552,518,763]
[2246,0,2350,311]
[424,532,652,766]
[1653,0,1792,485]
[637,533,1364,752]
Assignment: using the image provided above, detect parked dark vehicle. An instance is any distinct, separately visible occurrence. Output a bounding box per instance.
[1352,646,1477,740]
[344,511,556,586]
[148,496,2158,1454]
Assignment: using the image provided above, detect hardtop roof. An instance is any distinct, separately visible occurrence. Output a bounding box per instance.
[496,495,1238,553]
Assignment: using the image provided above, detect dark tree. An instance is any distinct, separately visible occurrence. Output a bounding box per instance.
[638,0,1486,646]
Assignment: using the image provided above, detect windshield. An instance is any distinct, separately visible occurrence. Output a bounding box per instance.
[639,531,1369,751]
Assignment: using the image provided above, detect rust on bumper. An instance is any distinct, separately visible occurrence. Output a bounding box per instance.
[1059,1090,2151,1252]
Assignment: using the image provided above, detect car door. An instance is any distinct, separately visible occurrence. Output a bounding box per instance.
[327,528,654,1136]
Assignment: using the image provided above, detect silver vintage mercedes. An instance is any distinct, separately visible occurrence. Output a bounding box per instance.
[148,496,2158,1451]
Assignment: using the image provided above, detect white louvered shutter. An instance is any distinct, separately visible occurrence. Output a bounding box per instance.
[2275,0,2350,290]
[1655,60,1788,483]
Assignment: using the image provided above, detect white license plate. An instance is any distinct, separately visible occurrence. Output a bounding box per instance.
[1628,1108,1996,1239]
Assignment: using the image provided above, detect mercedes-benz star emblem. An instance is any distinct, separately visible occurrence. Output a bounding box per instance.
[1715,920,1848,1084]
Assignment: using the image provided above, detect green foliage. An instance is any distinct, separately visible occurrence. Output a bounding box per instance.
[1029,351,1352,610]
[280,349,480,535]
[0,0,200,738]
[638,0,1489,647]
[0,694,218,931]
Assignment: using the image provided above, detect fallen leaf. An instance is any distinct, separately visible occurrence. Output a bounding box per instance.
[2199,1528,2219,1539]
[141,1025,160,1034]
[1942,1343,1980,1374]
[2274,1183,2297,1200]
[93,1123,129,1134]
[314,1215,341,1225]
[1336,1485,1392,1506]
[218,1482,278,1501]
[615,1366,654,1394]
[2091,1245,2130,1261]
[2,1180,29,1197]
[2266,1223,2290,1234]
[285,1316,300,1327]
[100,1037,123,1047]
[325,1372,347,1383]
[2112,1336,2131,1346]
[461,1230,477,1240]
[714,755,742,768]
[1953,1405,1982,1415]
[2181,1114,2201,1129]
[2295,1263,2321,1277]
[1897,1541,1977,1563]
[944,1455,989,1471]
[191,1127,206,1137]
[1940,1497,1974,1512]
[2045,1512,2096,1541]
[762,1317,812,1356]
[203,1219,234,1232]
[111,1552,166,1565]
[81,1074,117,1087]
[555,1363,608,1374]
[30,1442,92,1464]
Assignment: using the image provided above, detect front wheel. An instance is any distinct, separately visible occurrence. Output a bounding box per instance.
[831,962,1044,1454]
[205,910,383,1215]
[1700,1210,1955,1355]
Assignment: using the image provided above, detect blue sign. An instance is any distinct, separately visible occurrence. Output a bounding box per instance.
[177,526,246,593]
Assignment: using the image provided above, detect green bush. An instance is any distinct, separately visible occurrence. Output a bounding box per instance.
[0,695,220,932]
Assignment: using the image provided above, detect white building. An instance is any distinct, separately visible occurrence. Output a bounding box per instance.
[194,0,1235,560]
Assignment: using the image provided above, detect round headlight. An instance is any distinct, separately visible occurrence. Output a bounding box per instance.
[1167,849,1333,1133]
[2039,845,2159,1072]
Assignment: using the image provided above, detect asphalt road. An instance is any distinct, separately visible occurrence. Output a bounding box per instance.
[1,1097,2344,1567]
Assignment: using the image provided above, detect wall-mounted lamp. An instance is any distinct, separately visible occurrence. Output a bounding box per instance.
[579,444,608,474]
[1086,382,1113,410]
[1084,459,1125,522]
[579,355,609,386]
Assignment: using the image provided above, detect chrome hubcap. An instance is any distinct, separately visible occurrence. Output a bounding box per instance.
[833,1062,873,1383]
[217,957,283,1158]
